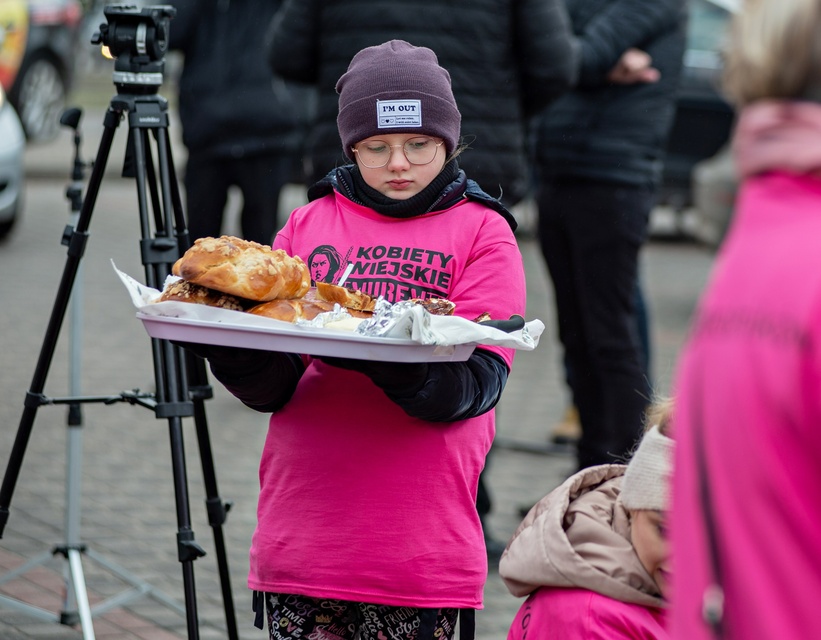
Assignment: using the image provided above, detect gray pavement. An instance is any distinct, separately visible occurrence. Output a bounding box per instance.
[0,86,717,639]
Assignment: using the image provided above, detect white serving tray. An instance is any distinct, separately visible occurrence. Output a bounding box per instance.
[116,263,543,363]
[137,312,475,362]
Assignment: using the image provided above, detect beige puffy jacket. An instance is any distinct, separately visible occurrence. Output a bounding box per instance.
[500,464,664,608]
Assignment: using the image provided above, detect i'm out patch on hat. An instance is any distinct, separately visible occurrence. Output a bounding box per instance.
[377,99,422,128]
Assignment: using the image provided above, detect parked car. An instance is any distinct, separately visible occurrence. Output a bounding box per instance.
[690,143,737,247]
[0,0,82,143]
[657,0,738,223]
[683,0,743,249]
[0,83,26,239]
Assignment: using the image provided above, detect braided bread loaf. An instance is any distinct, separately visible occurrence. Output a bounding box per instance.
[172,236,310,302]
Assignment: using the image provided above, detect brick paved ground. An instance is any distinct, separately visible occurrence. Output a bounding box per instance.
[0,90,717,638]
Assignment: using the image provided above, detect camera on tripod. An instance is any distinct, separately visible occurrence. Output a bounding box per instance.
[91,4,176,94]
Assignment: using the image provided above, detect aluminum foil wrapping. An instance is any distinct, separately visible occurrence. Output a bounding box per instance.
[294,303,359,329]
[293,297,439,342]
[354,298,429,339]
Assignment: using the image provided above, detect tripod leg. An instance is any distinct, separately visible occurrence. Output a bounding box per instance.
[128,118,204,640]
[60,421,85,624]
[168,412,203,640]
[154,124,240,640]
[0,107,122,536]
[187,354,239,640]
[66,549,96,640]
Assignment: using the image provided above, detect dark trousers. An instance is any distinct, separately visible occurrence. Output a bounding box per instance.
[538,180,653,469]
[563,280,652,400]
[183,153,292,245]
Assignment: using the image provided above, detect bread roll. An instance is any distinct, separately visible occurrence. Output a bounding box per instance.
[343,307,373,319]
[172,236,310,302]
[157,279,247,311]
[315,281,375,311]
[248,294,373,324]
[247,298,336,323]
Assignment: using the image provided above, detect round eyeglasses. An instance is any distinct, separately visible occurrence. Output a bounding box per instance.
[352,137,444,168]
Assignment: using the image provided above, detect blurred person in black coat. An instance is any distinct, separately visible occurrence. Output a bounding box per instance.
[534,0,686,472]
[168,0,309,245]
[266,0,577,210]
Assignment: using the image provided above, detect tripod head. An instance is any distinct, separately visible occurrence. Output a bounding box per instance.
[91,4,176,96]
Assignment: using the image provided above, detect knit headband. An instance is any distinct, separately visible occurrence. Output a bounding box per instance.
[620,425,674,512]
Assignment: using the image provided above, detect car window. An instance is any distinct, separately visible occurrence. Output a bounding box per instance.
[684,0,735,72]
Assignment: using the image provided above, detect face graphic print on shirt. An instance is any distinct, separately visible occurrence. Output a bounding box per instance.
[308,244,344,284]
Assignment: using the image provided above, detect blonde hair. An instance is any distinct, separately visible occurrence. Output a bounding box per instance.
[621,395,675,463]
[643,396,674,438]
[723,0,821,106]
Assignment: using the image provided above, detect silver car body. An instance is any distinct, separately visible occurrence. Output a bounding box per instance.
[0,85,26,237]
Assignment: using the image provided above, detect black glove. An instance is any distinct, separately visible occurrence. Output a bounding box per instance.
[321,350,509,422]
[172,341,275,379]
[319,356,430,398]
[174,341,304,413]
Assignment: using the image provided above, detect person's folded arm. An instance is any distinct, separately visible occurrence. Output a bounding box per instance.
[576,0,684,86]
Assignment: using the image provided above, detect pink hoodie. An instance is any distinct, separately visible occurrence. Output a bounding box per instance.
[670,101,821,639]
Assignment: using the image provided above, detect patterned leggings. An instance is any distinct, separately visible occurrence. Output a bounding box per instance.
[263,592,459,640]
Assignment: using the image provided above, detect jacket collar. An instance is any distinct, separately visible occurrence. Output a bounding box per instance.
[307,163,518,231]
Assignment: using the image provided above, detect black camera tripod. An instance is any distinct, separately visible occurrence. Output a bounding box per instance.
[0,92,239,640]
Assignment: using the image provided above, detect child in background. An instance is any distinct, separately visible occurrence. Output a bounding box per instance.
[187,40,526,640]
[670,0,821,637]
[501,400,674,639]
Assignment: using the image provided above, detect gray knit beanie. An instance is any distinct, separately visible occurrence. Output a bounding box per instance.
[336,39,461,161]
[620,425,675,512]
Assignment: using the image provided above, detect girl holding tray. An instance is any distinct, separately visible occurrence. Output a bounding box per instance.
[184,40,527,640]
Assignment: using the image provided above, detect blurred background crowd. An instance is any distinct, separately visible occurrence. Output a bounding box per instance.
[1,0,739,245]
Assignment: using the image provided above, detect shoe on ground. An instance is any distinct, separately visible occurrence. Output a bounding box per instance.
[549,405,581,445]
